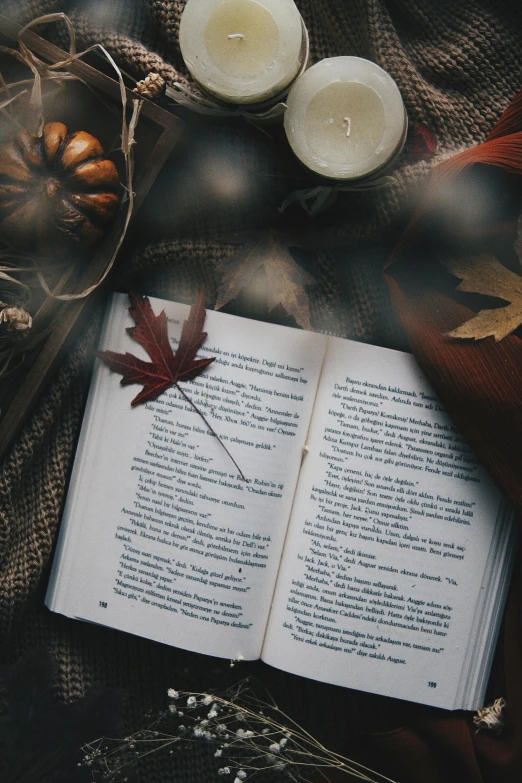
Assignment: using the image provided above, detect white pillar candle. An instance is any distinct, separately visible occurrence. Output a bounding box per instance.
[179,0,307,106]
[284,57,407,180]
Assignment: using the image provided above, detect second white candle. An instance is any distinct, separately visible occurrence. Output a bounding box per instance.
[284,57,407,180]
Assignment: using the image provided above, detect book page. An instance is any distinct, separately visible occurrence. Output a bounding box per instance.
[47,294,327,660]
[262,337,511,708]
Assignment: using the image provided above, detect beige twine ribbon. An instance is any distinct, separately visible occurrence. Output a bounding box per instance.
[165,81,287,124]
[278,177,394,217]
[0,12,142,301]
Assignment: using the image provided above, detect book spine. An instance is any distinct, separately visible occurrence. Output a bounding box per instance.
[455,498,518,709]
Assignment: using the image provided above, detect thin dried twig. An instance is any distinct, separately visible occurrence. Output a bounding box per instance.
[82,680,398,783]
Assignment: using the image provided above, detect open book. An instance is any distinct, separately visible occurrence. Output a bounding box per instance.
[46,293,517,710]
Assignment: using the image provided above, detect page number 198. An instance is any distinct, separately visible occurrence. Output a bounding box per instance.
[99,600,107,609]
[428,681,437,688]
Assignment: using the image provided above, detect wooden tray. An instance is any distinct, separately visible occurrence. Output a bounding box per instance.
[0,15,184,458]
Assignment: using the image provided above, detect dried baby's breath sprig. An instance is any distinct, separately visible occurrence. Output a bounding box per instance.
[473,697,506,734]
[0,304,32,335]
[82,680,398,783]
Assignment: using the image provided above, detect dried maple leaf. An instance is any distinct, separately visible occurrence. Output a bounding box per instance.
[215,230,315,330]
[96,288,214,406]
[405,121,438,161]
[96,290,246,480]
[441,254,522,341]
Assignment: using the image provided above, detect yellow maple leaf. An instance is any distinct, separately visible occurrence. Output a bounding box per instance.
[441,254,522,341]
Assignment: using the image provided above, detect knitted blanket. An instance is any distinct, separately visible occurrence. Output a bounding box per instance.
[1,2,522,782]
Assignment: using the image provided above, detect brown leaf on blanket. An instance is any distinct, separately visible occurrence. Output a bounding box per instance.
[441,254,522,341]
[215,230,316,330]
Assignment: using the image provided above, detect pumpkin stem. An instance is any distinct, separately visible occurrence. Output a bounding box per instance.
[45,178,60,199]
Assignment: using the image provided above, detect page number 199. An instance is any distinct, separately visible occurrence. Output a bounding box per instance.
[428,681,437,688]
[99,600,107,609]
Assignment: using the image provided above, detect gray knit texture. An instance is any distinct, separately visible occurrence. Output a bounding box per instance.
[1,1,521,780]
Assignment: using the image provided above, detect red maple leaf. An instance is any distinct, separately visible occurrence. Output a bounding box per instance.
[96,289,214,406]
[406,121,438,161]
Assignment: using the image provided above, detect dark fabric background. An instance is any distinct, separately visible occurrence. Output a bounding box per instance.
[1,1,522,781]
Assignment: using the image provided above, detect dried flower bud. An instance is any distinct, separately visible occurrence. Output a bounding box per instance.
[0,305,32,334]
[473,697,506,734]
[134,73,165,101]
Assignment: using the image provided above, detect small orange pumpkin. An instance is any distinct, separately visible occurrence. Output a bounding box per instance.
[0,122,121,254]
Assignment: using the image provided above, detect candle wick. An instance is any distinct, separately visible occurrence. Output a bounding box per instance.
[343,117,352,137]
[228,33,245,40]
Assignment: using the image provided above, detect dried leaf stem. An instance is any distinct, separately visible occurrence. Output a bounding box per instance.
[176,382,248,482]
